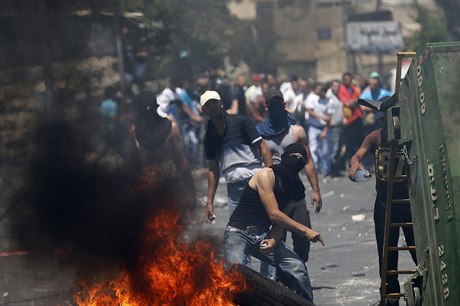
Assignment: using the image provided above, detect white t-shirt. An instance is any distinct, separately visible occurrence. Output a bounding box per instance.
[326,89,344,127]
[283,87,302,113]
[245,85,262,103]
[279,81,291,94]
[250,86,263,103]
[303,92,318,121]
[156,87,181,118]
[305,94,333,128]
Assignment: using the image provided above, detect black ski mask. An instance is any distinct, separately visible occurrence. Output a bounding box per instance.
[281,154,305,174]
[271,143,308,201]
[280,143,308,174]
[268,99,286,127]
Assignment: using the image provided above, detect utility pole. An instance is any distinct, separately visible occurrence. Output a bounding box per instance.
[376,0,384,77]
[113,0,127,115]
[342,0,354,73]
[37,0,54,114]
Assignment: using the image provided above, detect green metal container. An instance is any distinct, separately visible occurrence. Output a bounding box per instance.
[387,42,460,306]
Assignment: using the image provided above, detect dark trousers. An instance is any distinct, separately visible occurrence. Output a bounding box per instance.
[278,200,312,262]
[374,195,417,294]
[261,200,312,280]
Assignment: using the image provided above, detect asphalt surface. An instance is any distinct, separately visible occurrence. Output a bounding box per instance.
[0,168,416,306]
[188,169,415,306]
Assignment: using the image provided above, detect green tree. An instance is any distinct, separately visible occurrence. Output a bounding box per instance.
[138,0,283,80]
[434,0,460,40]
[227,21,284,74]
[72,0,283,80]
[409,4,449,51]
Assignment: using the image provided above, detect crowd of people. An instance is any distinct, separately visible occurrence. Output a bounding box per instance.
[99,71,392,173]
[98,69,400,305]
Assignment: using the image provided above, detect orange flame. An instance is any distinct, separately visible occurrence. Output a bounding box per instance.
[74,208,247,305]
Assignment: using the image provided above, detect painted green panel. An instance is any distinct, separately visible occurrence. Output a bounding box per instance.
[393,42,460,306]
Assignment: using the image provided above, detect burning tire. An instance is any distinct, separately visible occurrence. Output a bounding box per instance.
[233,265,315,306]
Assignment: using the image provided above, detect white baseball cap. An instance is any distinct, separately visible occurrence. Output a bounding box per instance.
[200,90,221,107]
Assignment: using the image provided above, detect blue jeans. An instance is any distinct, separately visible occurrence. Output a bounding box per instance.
[261,199,312,280]
[226,179,249,219]
[224,226,314,302]
[308,126,328,174]
[260,260,277,280]
[180,123,200,166]
[326,125,343,175]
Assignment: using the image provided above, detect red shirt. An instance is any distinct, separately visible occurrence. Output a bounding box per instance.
[338,84,362,125]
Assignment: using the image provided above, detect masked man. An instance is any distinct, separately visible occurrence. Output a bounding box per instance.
[224,143,324,303]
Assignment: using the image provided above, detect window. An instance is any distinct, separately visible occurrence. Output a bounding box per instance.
[317,27,331,40]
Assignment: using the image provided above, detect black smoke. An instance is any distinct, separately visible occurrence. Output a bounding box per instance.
[10,119,179,267]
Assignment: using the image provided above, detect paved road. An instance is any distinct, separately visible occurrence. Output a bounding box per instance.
[0,168,415,306]
[188,169,415,306]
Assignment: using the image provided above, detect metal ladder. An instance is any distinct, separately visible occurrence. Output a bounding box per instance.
[379,145,417,304]
[380,51,417,305]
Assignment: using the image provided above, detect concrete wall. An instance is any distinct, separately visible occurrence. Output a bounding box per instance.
[237,1,348,81]
[230,0,438,81]
[273,2,347,81]
[348,0,440,79]
[0,56,119,164]
[314,5,347,81]
[0,55,121,239]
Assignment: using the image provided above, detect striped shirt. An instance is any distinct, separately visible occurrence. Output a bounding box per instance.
[204,112,263,183]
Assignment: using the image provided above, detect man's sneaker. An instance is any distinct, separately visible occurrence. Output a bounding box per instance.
[369,298,399,306]
[386,297,400,305]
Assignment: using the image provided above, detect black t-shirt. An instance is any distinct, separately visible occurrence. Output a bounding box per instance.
[360,129,409,197]
[228,172,289,231]
[233,84,247,116]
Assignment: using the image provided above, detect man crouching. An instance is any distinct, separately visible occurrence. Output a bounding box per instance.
[224,143,324,303]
